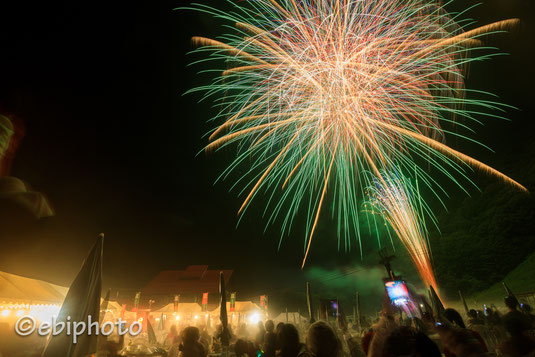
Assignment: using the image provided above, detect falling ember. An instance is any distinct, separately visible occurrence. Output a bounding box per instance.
[184,0,525,268]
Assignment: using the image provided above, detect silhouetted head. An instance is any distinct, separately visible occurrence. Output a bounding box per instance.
[265,319,275,332]
[444,308,465,328]
[278,324,300,357]
[468,309,477,319]
[306,321,340,357]
[503,313,531,337]
[505,296,519,311]
[182,326,200,345]
[234,339,249,357]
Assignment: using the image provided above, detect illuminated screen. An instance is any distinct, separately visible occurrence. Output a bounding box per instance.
[385,280,409,306]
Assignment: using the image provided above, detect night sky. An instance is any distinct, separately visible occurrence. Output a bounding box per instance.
[1,0,534,308]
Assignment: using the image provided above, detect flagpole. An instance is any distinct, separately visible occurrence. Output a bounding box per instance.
[459,290,469,316]
[306,282,315,324]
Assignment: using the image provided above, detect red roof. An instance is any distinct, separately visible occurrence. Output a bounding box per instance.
[142,265,233,295]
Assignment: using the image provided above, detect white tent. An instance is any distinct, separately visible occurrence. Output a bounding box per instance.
[100,300,124,321]
[154,302,202,314]
[272,312,308,325]
[209,301,262,317]
[0,270,68,305]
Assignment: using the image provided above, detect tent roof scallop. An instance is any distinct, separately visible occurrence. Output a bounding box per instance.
[155,302,202,314]
[210,301,262,316]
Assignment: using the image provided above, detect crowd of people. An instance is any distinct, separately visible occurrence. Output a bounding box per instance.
[1,294,534,356]
[106,294,535,357]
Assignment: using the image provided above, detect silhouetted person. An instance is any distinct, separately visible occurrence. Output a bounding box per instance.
[264,320,277,357]
[504,296,522,315]
[503,296,532,332]
[178,326,207,357]
[521,303,535,324]
[383,326,441,357]
[497,311,535,357]
[442,308,487,356]
[234,339,250,357]
[305,321,341,357]
[255,320,266,346]
[466,309,483,327]
[436,323,486,357]
[275,322,285,350]
[166,324,179,346]
[278,324,303,357]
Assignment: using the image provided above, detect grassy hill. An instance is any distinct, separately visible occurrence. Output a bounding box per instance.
[469,250,535,305]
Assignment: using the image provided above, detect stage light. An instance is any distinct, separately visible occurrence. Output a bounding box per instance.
[249,313,260,324]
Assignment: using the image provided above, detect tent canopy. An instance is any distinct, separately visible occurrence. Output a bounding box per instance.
[103,300,123,312]
[210,301,262,316]
[0,271,68,305]
[155,302,202,314]
[272,312,307,324]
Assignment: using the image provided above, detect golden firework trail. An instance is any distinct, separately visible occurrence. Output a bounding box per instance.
[367,171,439,292]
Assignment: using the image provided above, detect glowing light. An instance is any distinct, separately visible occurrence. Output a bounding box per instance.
[194,315,199,320]
[175,315,180,321]
[16,310,24,317]
[249,313,261,324]
[187,0,524,273]
[1,310,9,317]
[29,304,61,322]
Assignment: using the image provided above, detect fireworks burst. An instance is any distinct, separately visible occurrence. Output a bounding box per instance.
[185,0,525,270]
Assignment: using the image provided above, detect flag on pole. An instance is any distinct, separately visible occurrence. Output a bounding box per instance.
[202,292,209,312]
[147,318,157,345]
[219,272,230,347]
[174,295,180,312]
[133,292,141,312]
[429,285,445,317]
[230,292,236,312]
[42,234,103,357]
[158,313,164,331]
[260,295,268,311]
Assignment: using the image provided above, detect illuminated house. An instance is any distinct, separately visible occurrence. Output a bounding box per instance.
[141,265,233,308]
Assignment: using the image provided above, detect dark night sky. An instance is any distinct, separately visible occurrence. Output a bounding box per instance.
[0,0,534,307]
